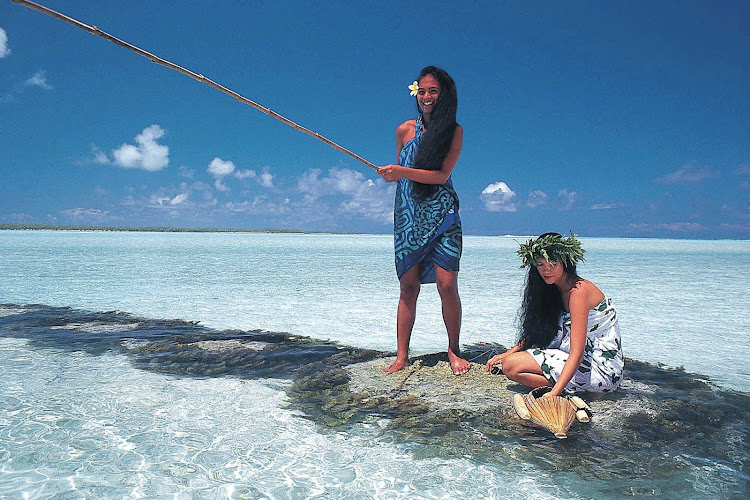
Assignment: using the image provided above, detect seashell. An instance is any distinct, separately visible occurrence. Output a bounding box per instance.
[522,387,577,439]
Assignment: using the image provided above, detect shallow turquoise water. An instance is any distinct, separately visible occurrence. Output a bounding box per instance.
[1,231,747,389]
[0,231,748,498]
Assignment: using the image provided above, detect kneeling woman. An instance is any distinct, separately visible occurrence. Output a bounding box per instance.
[486,233,623,395]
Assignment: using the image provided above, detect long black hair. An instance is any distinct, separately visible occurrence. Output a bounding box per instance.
[517,233,579,349]
[411,65,458,199]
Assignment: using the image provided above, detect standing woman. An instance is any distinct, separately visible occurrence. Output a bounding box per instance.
[378,66,470,375]
[486,233,624,395]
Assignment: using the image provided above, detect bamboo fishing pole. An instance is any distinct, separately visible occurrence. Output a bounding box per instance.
[12,0,380,171]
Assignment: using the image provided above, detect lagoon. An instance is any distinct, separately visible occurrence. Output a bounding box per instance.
[0,231,748,498]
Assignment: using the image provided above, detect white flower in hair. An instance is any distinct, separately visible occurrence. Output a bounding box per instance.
[408,81,419,96]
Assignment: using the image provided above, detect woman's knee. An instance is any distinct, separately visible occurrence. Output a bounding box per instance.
[436,281,458,298]
[399,278,421,301]
[501,352,534,381]
[501,355,521,379]
[398,266,421,299]
[435,270,458,297]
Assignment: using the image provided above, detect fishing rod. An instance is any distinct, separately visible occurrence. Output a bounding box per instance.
[11,0,380,171]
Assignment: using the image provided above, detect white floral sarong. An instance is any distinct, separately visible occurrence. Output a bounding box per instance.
[529,297,623,393]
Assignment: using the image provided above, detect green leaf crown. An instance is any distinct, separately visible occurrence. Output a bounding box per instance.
[517,232,585,268]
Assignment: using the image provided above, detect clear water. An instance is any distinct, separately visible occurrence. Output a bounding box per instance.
[1,231,748,498]
[4,336,566,498]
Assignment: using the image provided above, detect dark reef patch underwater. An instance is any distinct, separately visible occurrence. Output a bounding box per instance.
[1,303,748,497]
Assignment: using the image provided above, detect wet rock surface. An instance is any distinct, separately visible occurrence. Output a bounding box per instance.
[346,354,518,414]
[289,348,750,492]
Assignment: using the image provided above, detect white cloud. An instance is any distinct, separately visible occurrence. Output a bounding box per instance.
[191,182,216,201]
[90,145,110,165]
[129,183,205,211]
[5,213,33,223]
[222,196,290,216]
[590,202,623,210]
[655,163,719,184]
[60,208,109,222]
[208,157,235,177]
[112,144,141,166]
[298,169,327,200]
[214,178,230,192]
[480,181,517,212]
[234,169,256,180]
[24,70,52,90]
[112,125,169,171]
[178,166,195,179]
[661,222,703,231]
[629,222,704,232]
[720,222,750,231]
[170,193,189,205]
[259,167,274,188]
[234,166,274,188]
[298,168,361,199]
[734,163,750,175]
[297,167,394,223]
[526,189,547,208]
[112,167,392,226]
[0,28,10,58]
[150,196,172,206]
[558,189,578,210]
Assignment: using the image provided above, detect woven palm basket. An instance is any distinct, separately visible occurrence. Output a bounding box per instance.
[521,387,577,438]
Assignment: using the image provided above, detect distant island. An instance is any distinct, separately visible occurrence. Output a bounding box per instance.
[0,224,358,235]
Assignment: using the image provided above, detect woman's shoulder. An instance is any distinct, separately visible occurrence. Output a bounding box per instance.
[569,279,605,309]
[396,120,417,146]
[397,119,416,132]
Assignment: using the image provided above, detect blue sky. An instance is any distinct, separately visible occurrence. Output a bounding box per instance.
[1,1,748,238]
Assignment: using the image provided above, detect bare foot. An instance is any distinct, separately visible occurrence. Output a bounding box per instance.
[448,349,471,375]
[382,358,411,373]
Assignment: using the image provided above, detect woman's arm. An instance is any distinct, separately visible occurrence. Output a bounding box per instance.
[548,290,588,396]
[379,125,463,184]
[485,341,524,372]
[394,120,411,161]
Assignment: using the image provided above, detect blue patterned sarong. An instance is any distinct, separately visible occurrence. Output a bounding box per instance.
[394,116,462,284]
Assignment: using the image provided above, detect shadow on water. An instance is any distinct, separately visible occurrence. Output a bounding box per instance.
[1,303,748,497]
